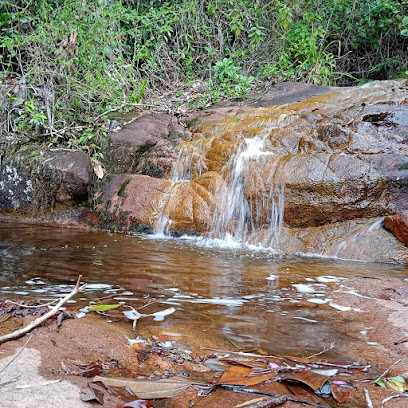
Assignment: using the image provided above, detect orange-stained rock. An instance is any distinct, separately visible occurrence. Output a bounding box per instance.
[385,211,408,247]
[90,80,408,263]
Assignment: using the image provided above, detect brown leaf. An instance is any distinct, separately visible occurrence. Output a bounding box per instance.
[218,365,276,386]
[235,396,287,408]
[331,384,352,403]
[93,376,192,399]
[78,361,103,377]
[130,342,150,353]
[80,383,104,404]
[278,369,329,391]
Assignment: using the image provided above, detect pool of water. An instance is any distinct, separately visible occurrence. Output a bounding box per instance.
[1,222,408,360]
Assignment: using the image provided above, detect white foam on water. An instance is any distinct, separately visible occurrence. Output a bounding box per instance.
[329,303,351,312]
[316,276,345,283]
[167,296,246,307]
[293,316,318,323]
[292,284,316,294]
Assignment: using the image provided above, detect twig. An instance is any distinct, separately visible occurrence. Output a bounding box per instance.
[221,385,329,408]
[6,300,58,309]
[0,334,32,374]
[306,342,335,359]
[364,388,374,408]
[0,276,86,344]
[374,359,401,384]
[197,312,215,322]
[380,394,408,408]
[0,376,20,388]
[202,348,367,368]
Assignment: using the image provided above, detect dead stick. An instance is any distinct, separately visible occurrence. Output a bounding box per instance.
[364,389,374,408]
[6,300,58,309]
[0,276,86,344]
[0,334,32,374]
[374,359,401,384]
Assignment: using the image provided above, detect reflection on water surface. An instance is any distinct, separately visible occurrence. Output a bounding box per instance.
[1,223,408,359]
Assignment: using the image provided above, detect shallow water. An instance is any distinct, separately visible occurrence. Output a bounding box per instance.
[1,222,408,360]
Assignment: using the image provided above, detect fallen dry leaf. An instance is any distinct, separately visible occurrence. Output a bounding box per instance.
[80,383,104,404]
[93,375,192,399]
[331,384,352,403]
[92,160,105,179]
[218,365,276,386]
[219,356,269,369]
[278,369,329,391]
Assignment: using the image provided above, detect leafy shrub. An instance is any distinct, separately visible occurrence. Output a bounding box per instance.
[1,0,407,154]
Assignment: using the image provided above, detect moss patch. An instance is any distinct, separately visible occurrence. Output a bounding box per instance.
[117,179,130,197]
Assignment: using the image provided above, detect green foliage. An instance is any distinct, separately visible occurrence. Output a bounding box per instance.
[1,0,408,154]
[211,58,254,98]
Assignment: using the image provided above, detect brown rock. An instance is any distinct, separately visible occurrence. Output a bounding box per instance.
[97,174,172,229]
[104,113,190,177]
[385,211,408,247]
[0,148,89,211]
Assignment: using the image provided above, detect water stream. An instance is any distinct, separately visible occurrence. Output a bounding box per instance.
[1,223,408,361]
[156,136,285,249]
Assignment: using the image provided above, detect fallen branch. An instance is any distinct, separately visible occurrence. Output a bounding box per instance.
[374,359,401,384]
[0,276,86,344]
[380,394,408,408]
[306,342,335,359]
[6,300,58,309]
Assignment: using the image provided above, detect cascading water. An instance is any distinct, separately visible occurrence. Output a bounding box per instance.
[210,136,284,248]
[155,135,285,249]
[154,139,211,236]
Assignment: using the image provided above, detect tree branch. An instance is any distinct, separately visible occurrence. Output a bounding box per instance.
[0,276,87,344]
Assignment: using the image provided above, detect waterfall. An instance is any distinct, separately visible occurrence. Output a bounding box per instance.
[154,135,285,249]
[154,140,210,236]
[210,136,284,247]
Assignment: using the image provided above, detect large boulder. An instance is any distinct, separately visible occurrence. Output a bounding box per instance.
[94,174,171,233]
[94,80,408,263]
[0,147,90,212]
[103,113,191,178]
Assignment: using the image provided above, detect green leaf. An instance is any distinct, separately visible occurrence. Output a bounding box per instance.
[88,304,120,312]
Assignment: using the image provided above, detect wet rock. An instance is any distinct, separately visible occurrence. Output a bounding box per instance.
[95,174,171,232]
[93,81,408,263]
[384,211,408,247]
[252,81,336,107]
[103,113,191,177]
[42,149,89,203]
